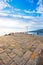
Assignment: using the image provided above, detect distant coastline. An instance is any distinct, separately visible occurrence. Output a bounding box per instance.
[28,29,43,36]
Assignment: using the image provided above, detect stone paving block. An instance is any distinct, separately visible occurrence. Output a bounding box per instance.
[13,55,22,65]
[0,48,4,53]
[5,48,12,54]
[26,59,36,65]
[29,45,36,52]
[8,45,15,50]
[20,51,32,65]
[0,60,4,65]
[0,52,11,64]
[12,47,23,57]
[23,51,32,60]
[10,61,16,65]
[20,58,27,65]
[8,51,16,58]
[0,34,43,65]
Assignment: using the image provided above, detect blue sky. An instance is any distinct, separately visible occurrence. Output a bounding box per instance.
[0,0,43,35]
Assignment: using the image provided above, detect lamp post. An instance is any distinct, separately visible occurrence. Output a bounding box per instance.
[26,26,28,34]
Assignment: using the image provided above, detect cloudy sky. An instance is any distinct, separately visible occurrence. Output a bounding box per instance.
[0,0,43,35]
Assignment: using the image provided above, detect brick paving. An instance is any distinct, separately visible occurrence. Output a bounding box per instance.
[0,33,43,65]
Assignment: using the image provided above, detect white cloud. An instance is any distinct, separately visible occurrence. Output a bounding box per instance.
[0,0,36,19]
[0,12,9,16]
[0,17,37,35]
[0,14,43,35]
[22,15,34,19]
[24,0,43,14]
[0,0,43,36]
[36,0,43,13]
[0,18,23,35]
[0,17,33,28]
[0,0,11,10]
[24,10,35,13]
[29,14,43,30]
[10,14,34,19]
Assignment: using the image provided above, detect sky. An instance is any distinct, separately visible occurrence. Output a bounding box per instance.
[0,0,43,35]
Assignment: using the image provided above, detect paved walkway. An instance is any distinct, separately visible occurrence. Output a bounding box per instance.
[0,33,43,65]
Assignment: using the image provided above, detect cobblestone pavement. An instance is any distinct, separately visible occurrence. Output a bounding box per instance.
[0,33,43,65]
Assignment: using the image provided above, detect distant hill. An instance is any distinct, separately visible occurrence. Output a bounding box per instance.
[29,29,43,35]
[29,29,43,32]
